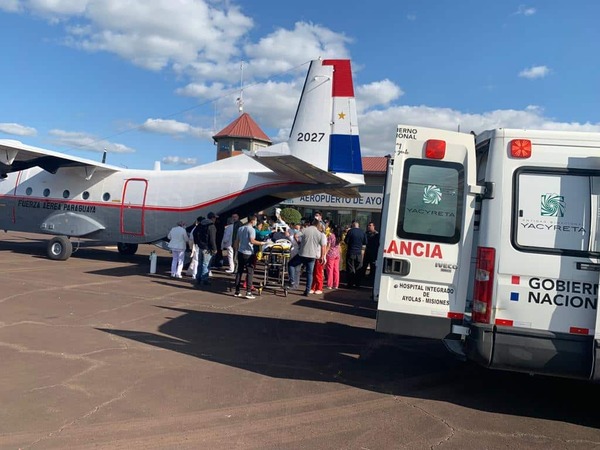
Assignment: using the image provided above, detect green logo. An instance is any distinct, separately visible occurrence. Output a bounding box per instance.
[540,194,564,217]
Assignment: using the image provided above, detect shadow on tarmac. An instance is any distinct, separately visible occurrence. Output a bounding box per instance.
[98,305,600,430]
[0,236,160,265]
[5,236,598,428]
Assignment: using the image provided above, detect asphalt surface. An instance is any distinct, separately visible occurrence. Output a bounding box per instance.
[1,232,599,450]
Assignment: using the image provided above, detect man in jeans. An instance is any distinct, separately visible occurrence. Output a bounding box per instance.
[361,221,380,286]
[344,220,367,288]
[194,212,218,286]
[288,218,327,296]
[234,215,265,299]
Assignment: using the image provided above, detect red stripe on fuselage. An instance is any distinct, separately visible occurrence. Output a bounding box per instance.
[1,180,302,213]
[11,171,22,224]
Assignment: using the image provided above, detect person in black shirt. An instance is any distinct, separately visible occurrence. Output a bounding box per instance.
[344,220,367,288]
[361,222,380,286]
[194,212,218,286]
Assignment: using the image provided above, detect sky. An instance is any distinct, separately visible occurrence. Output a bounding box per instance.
[1,0,599,170]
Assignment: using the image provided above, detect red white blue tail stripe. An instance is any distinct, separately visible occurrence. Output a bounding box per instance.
[323,59,362,175]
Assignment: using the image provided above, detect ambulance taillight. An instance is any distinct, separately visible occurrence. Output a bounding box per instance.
[425,139,446,159]
[472,246,496,324]
[510,139,532,158]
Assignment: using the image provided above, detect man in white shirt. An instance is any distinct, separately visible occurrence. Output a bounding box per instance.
[221,217,235,273]
[288,218,327,296]
[167,220,190,278]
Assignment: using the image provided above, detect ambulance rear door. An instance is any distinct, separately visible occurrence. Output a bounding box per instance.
[376,125,478,340]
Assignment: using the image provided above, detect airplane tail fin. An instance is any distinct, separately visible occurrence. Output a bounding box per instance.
[253,59,364,187]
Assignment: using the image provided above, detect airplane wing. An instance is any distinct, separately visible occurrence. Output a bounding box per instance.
[0,140,121,180]
[251,144,363,187]
[253,153,348,185]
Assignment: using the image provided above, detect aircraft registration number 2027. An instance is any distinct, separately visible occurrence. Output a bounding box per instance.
[297,132,325,142]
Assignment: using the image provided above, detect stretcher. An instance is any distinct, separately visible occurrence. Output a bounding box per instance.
[258,241,291,297]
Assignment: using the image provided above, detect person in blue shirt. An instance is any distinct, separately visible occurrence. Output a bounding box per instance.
[233,215,266,299]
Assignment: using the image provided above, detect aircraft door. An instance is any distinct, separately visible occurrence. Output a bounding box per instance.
[121,178,148,236]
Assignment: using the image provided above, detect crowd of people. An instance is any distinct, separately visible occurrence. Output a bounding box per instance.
[166,210,380,299]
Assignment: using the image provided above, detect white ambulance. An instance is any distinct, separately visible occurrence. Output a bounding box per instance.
[375,125,600,380]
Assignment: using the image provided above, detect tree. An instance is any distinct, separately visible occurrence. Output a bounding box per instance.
[279,207,302,225]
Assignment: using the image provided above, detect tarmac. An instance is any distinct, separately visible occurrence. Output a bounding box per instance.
[1,232,600,449]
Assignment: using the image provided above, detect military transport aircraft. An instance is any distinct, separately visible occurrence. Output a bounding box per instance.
[0,59,363,260]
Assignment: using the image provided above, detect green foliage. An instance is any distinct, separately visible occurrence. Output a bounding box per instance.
[279,207,302,225]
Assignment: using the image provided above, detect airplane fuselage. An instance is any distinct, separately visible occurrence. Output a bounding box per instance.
[0,154,302,244]
[0,59,363,260]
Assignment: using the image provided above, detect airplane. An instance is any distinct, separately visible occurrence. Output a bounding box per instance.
[0,58,364,260]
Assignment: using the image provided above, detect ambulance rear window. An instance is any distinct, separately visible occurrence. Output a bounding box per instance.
[398,160,464,244]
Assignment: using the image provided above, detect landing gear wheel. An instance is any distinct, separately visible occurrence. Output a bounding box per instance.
[47,236,73,261]
[117,242,138,256]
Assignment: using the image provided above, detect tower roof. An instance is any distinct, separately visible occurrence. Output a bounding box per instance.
[362,156,389,174]
[213,112,271,143]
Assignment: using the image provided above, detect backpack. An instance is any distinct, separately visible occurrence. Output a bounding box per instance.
[193,222,210,249]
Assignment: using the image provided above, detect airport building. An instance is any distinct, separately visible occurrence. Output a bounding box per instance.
[213,114,388,228]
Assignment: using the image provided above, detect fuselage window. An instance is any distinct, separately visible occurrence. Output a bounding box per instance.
[102,192,111,202]
[63,190,70,199]
[25,187,33,196]
[82,191,90,200]
[43,188,50,197]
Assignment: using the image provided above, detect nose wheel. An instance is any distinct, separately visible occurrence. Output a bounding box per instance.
[47,236,73,261]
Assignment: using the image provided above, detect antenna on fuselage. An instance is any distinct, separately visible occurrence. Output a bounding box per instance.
[102,149,107,164]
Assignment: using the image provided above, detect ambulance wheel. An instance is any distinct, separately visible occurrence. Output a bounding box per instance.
[47,236,73,261]
[117,242,138,256]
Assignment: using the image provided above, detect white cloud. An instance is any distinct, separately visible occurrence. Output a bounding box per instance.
[519,65,550,79]
[2,1,357,143]
[140,118,213,139]
[0,122,37,136]
[19,0,254,71]
[176,78,303,133]
[515,5,536,16]
[244,22,352,79]
[7,0,591,173]
[175,81,229,101]
[162,155,197,166]
[27,0,88,16]
[232,79,301,131]
[357,104,600,157]
[356,79,404,112]
[0,0,22,13]
[48,129,135,153]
